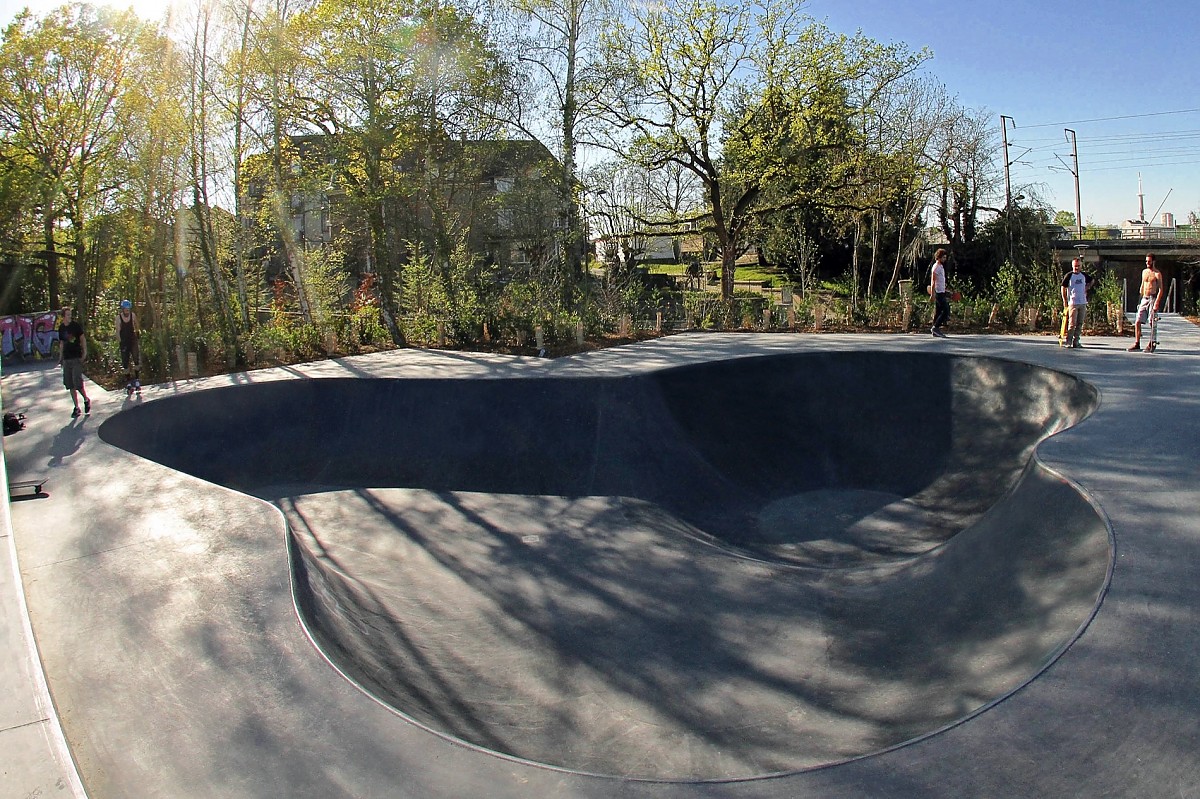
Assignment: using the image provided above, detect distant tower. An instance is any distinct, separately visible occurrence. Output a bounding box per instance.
[1138,173,1145,222]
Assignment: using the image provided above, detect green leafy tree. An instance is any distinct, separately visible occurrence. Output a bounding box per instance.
[231,0,317,322]
[0,143,51,311]
[281,0,507,335]
[0,4,155,317]
[1053,210,1076,228]
[599,0,925,300]
[972,203,1054,293]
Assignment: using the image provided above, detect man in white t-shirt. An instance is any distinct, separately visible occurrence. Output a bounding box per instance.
[928,248,949,337]
[1060,258,1095,348]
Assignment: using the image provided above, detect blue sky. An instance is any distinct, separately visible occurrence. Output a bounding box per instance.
[806,0,1200,226]
[3,0,1196,226]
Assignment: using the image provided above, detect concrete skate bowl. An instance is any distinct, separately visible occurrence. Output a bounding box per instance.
[98,351,1110,782]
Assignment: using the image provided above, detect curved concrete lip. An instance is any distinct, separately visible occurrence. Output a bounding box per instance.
[4,325,1200,797]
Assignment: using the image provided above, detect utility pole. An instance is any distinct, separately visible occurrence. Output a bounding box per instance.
[1051,130,1082,239]
[1000,115,1014,208]
[1065,129,1082,239]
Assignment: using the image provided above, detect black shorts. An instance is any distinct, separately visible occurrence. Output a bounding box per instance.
[62,358,84,391]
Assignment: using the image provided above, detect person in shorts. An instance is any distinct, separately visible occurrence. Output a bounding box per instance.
[57,307,91,417]
[1128,253,1162,351]
[115,299,141,395]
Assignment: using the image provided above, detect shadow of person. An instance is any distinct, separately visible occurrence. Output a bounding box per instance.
[48,418,86,467]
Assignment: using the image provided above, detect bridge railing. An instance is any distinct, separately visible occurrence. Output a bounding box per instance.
[1061,226,1200,242]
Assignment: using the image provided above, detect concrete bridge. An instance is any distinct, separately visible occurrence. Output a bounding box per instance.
[1052,237,1200,313]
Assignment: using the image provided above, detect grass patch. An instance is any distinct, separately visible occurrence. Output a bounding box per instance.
[646,263,788,287]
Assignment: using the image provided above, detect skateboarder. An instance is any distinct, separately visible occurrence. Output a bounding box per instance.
[115,299,141,396]
[57,307,91,417]
[1128,253,1163,352]
[1060,258,1095,348]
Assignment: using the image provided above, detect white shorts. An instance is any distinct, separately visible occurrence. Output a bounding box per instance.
[1135,296,1156,325]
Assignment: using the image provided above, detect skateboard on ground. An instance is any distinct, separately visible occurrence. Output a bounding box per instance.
[1059,310,1069,347]
[1147,313,1159,352]
[8,478,48,498]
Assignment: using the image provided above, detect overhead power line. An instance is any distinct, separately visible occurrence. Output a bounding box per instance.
[1085,158,1200,173]
[1003,112,1200,178]
[1017,108,1200,129]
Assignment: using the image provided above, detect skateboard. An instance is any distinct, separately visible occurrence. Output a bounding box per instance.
[1059,310,1069,347]
[1147,313,1159,353]
[8,478,47,497]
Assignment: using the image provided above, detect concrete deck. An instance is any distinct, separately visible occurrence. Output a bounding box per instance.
[3,322,1200,798]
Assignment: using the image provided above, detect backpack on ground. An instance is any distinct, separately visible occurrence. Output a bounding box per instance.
[3,412,26,435]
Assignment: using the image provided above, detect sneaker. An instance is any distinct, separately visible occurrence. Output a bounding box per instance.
[1127,343,1141,351]
[84,398,91,414]
[71,406,80,418]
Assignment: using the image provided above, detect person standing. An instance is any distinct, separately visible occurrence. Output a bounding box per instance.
[1128,253,1163,351]
[57,307,91,418]
[115,299,141,396]
[1060,258,1095,348]
[929,248,950,337]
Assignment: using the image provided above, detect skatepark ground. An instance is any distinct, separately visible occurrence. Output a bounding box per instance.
[3,321,1200,798]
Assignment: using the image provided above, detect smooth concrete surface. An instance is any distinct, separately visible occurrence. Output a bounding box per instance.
[0,391,86,798]
[2,321,1200,797]
[94,353,1109,780]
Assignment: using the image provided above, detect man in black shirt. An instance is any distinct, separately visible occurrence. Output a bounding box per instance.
[115,299,140,396]
[57,307,91,417]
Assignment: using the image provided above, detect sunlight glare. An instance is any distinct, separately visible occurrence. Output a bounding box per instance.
[1,0,180,28]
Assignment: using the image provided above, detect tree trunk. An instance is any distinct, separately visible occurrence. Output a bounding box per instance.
[70,200,89,323]
[231,2,254,332]
[721,245,736,301]
[866,208,881,297]
[560,2,581,279]
[851,216,861,305]
[886,196,918,297]
[43,210,60,311]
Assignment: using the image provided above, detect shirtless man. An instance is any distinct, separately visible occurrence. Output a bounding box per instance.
[1128,253,1162,352]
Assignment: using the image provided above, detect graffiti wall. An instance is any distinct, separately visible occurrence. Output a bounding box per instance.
[1,311,60,358]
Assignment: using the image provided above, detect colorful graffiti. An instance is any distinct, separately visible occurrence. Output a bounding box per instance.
[1,311,60,358]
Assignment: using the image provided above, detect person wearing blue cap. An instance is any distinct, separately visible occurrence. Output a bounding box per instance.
[115,299,141,397]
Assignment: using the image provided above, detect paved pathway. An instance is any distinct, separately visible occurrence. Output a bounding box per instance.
[2,322,1199,798]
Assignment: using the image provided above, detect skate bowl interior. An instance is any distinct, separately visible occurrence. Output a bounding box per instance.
[98,351,1110,781]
